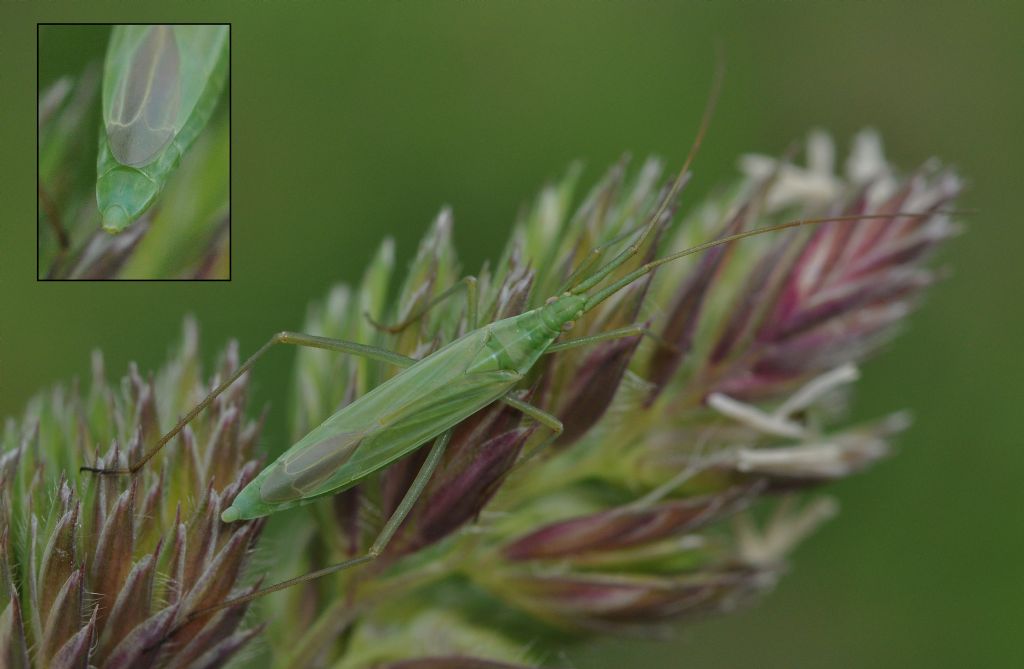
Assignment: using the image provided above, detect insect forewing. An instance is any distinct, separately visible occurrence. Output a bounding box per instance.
[104,25,181,166]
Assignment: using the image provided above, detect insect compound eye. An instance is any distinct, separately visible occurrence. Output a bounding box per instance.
[545,296,558,305]
[562,320,575,332]
[260,431,363,503]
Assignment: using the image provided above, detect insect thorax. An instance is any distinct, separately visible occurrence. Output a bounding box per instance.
[462,296,582,377]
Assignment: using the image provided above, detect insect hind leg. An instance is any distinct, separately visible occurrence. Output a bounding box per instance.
[80,331,416,476]
[164,429,453,632]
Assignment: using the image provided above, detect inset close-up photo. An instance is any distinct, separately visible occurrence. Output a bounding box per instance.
[37,23,230,280]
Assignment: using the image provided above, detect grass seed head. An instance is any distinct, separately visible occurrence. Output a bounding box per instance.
[0,321,265,667]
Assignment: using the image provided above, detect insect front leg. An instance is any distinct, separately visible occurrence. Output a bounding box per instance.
[557,218,662,294]
[80,331,416,476]
[366,275,478,333]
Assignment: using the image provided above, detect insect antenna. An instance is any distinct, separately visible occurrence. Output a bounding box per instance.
[580,211,962,314]
[568,54,725,297]
[555,204,687,295]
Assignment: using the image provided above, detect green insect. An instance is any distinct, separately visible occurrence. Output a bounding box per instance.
[96,24,228,233]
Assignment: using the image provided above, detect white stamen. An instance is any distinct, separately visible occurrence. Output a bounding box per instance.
[774,363,860,419]
[807,129,836,175]
[736,496,839,567]
[845,128,889,184]
[737,440,847,477]
[708,392,806,439]
[738,154,778,181]
[740,130,844,212]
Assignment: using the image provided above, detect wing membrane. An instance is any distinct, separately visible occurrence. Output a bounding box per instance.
[260,431,365,503]
[106,25,179,166]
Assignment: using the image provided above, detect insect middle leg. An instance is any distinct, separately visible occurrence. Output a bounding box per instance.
[80,331,416,475]
[502,394,564,458]
[176,429,453,626]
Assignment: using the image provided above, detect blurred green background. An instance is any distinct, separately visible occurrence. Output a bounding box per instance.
[3,2,1021,667]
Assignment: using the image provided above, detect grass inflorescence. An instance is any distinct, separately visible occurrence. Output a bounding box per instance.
[7,130,959,667]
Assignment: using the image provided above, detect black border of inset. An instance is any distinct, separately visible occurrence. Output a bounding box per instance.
[37,22,232,282]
